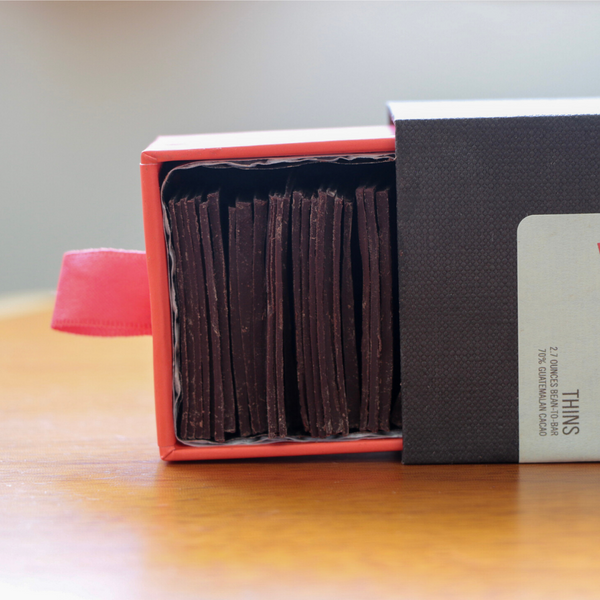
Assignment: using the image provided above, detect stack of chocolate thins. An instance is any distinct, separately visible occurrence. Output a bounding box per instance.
[355,186,395,433]
[167,182,396,442]
[168,192,236,442]
[290,189,351,437]
[227,198,269,438]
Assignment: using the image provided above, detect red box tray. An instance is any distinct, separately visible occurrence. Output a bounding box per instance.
[140,125,403,460]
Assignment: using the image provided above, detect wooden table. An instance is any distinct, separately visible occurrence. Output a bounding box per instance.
[2,299,600,599]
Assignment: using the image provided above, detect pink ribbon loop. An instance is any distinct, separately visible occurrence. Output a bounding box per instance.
[51,249,152,336]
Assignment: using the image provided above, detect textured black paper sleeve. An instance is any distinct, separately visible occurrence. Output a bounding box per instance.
[396,115,600,464]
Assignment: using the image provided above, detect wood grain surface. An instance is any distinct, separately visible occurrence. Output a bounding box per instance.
[2,301,600,599]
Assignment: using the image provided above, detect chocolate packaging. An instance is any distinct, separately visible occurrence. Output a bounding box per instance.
[390,98,600,464]
[139,126,404,460]
[53,98,600,463]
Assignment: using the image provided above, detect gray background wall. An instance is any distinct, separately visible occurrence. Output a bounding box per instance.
[2,1,600,293]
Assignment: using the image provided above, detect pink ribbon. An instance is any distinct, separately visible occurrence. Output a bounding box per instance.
[51,249,152,336]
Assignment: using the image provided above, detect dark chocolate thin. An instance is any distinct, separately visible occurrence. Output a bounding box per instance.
[291,191,309,432]
[167,199,191,439]
[265,197,279,437]
[355,186,371,432]
[300,195,319,437]
[274,195,288,437]
[181,198,211,440]
[315,192,333,435]
[190,198,213,441]
[364,186,381,433]
[199,199,225,442]
[281,194,301,433]
[322,190,343,434]
[206,192,236,433]
[235,201,257,437]
[177,200,202,440]
[332,194,349,435]
[252,198,269,434]
[341,199,361,430]
[308,195,326,437]
[228,206,251,436]
[376,189,394,431]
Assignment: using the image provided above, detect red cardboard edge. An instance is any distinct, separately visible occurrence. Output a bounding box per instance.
[141,161,176,449]
[160,437,403,462]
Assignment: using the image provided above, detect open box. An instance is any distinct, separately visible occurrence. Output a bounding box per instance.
[140,125,404,461]
[53,98,600,463]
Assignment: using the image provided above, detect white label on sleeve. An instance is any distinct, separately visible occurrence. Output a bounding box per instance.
[518,214,600,462]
